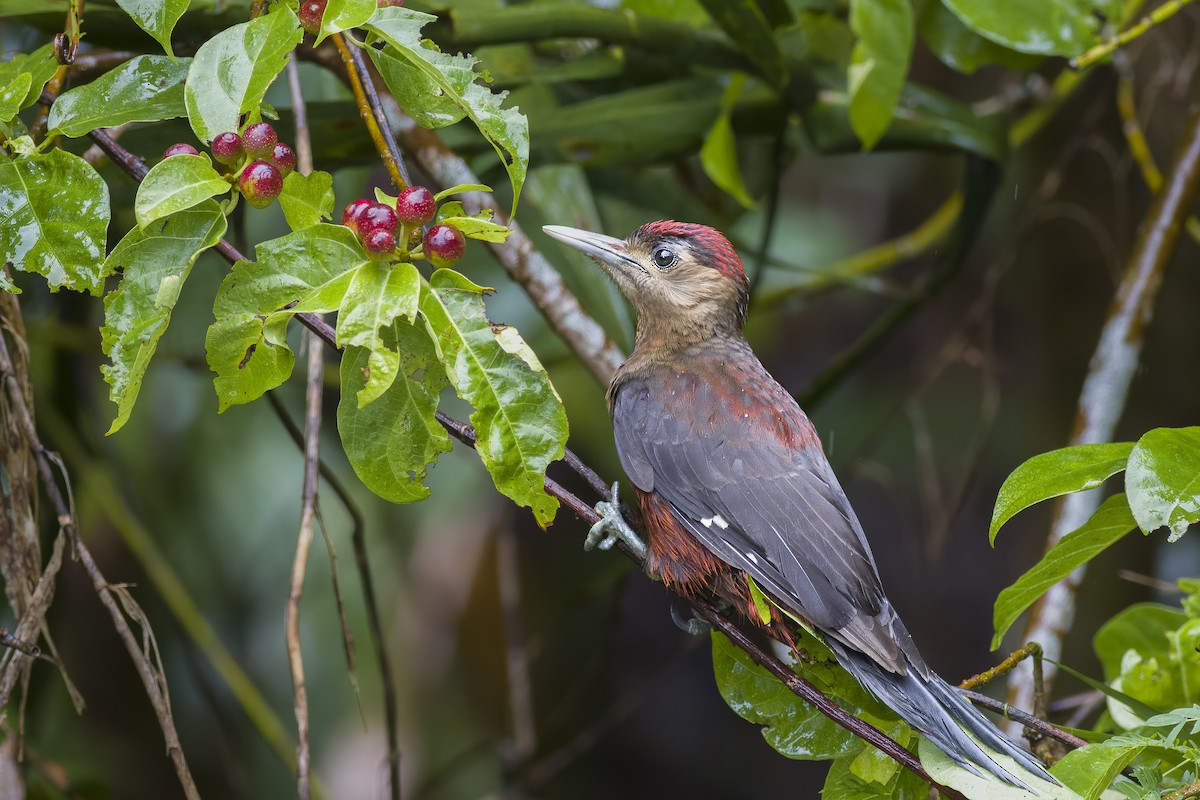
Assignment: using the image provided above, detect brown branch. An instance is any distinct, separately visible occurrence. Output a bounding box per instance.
[332,33,408,192]
[0,329,199,799]
[1008,102,1200,720]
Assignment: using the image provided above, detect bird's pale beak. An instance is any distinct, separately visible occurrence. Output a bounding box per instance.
[543,225,643,273]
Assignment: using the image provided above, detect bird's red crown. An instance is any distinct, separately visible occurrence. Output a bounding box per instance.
[635,220,748,289]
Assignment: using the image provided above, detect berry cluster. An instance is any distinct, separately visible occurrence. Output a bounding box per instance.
[341,185,466,266]
[162,122,296,209]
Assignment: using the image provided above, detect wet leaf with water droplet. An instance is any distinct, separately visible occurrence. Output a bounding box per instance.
[0,150,110,295]
[49,55,190,137]
[135,154,230,229]
[114,0,190,57]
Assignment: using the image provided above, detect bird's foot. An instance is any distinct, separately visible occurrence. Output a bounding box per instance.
[671,605,712,636]
[585,482,647,560]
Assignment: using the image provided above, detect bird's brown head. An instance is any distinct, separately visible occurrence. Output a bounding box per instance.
[544,221,750,349]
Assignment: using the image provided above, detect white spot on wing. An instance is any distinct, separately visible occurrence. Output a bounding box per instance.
[713,515,729,529]
[701,516,713,528]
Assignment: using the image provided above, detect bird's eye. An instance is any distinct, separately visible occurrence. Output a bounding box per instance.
[651,247,676,269]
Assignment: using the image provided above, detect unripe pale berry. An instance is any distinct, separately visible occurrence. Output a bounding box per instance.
[211,132,244,165]
[163,143,199,158]
[357,202,398,238]
[342,199,373,234]
[298,0,327,34]
[239,161,283,209]
[395,186,436,226]
[242,123,278,159]
[424,224,465,267]
[362,228,396,261]
[272,142,296,177]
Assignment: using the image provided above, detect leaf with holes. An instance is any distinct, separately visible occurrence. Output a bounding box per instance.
[364,7,529,214]
[338,320,452,503]
[420,269,566,526]
[184,5,303,143]
[0,149,110,295]
[102,201,227,434]
[49,55,191,137]
[1126,427,1200,541]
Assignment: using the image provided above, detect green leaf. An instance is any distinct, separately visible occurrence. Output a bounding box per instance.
[991,493,1137,649]
[184,6,303,143]
[1052,740,1146,799]
[990,442,1134,544]
[434,202,510,244]
[336,262,421,406]
[364,7,529,214]
[0,149,110,295]
[134,154,230,229]
[419,269,567,526]
[0,44,57,112]
[48,55,190,137]
[746,575,772,625]
[102,201,227,434]
[1126,427,1200,541]
[918,1,1042,75]
[0,73,30,123]
[695,0,787,87]
[337,321,453,503]
[206,224,365,411]
[314,0,376,45]
[847,0,914,150]
[700,73,756,209]
[433,183,491,202]
[114,0,189,57]
[823,755,928,800]
[920,738,1078,800]
[941,0,1121,57]
[278,170,334,231]
[1094,603,1187,680]
[711,630,885,760]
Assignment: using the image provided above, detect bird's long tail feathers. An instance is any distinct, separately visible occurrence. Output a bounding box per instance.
[829,643,1056,793]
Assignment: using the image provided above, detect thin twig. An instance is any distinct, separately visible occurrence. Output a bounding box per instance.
[497,523,537,764]
[332,33,408,192]
[342,34,411,188]
[286,330,324,800]
[1008,102,1200,723]
[0,334,200,800]
[286,58,313,176]
[958,690,1087,751]
[1071,0,1197,68]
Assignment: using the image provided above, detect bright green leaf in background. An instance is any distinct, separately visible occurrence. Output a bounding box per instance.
[941,0,1122,57]
[134,154,230,229]
[49,55,190,137]
[420,269,567,527]
[1126,427,1200,541]
[0,149,110,295]
[0,43,57,113]
[847,0,914,150]
[115,0,189,57]
[278,170,335,231]
[364,7,530,214]
[990,442,1134,543]
[314,0,377,45]
[991,493,1137,649]
[338,322,453,503]
[206,224,365,411]
[184,5,303,143]
[700,73,756,209]
[1094,603,1188,681]
[102,201,227,434]
[918,1,1041,75]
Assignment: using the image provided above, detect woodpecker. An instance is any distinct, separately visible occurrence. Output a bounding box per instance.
[543,220,1058,794]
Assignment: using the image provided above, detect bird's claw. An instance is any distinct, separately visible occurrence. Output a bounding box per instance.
[670,605,711,636]
[586,482,647,560]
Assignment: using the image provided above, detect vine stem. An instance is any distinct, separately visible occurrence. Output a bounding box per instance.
[1070,0,1197,69]
[1006,101,1200,727]
[332,33,409,191]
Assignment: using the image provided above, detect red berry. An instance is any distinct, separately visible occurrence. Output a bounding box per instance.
[211,132,244,165]
[239,161,283,209]
[163,143,199,158]
[341,199,373,233]
[299,0,327,34]
[242,123,277,159]
[362,228,396,261]
[357,202,398,238]
[395,186,436,226]
[272,142,296,177]
[424,224,465,267]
